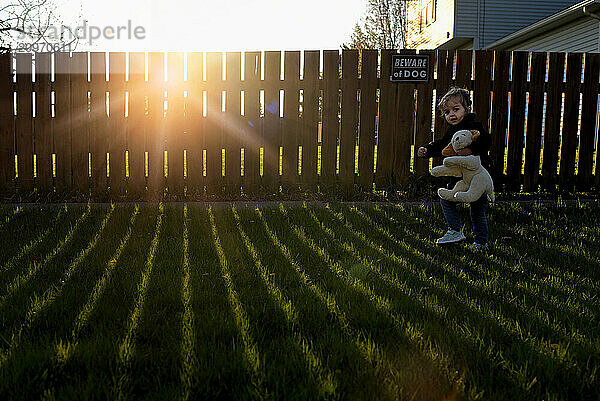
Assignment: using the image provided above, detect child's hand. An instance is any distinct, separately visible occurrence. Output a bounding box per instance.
[417,147,428,157]
[457,148,472,156]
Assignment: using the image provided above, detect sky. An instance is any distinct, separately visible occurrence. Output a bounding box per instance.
[58,0,367,51]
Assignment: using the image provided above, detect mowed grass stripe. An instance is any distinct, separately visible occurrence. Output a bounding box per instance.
[207,207,270,400]
[232,206,338,398]
[0,206,23,231]
[0,204,92,308]
[180,204,196,401]
[0,204,116,368]
[272,205,414,400]
[0,205,67,273]
[384,204,600,334]
[256,209,391,399]
[407,202,600,295]
[54,205,140,364]
[184,206,250,399]
[315,206,551,389]
[490,215,600,294]
[331,204,596,399]
[114,203,164,399]
[335,205,596,356]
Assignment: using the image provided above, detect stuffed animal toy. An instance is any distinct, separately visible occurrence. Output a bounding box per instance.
[431,129,495,202]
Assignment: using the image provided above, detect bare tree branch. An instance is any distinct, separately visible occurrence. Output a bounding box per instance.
[344,0,408,50]
[0,0,80,52]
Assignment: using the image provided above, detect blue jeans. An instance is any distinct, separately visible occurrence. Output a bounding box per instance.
[440,196,489,244]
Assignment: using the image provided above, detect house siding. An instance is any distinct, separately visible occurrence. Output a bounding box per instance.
[475,0,581,48]
[454,0,477,38]
[409,0,582,50]
[510,18,599,52]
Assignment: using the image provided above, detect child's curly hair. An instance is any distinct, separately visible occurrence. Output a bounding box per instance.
[437,87,472,115]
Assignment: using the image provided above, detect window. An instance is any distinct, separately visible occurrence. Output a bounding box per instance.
[420,0,436,29]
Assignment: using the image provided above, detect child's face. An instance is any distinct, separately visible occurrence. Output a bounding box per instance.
[442,98,467,125]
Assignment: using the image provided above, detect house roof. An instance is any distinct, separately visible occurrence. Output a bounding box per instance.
[484,0,600,50]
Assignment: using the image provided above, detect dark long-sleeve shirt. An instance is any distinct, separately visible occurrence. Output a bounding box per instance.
[423,113,492,170]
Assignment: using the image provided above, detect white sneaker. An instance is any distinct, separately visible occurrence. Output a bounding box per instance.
[436,229,466,245]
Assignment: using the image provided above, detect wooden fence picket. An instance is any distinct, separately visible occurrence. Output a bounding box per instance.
[15,53,33,192]
[506,51,528,191]
[473,50,493,140]
[577,53,599,191]
[90,52,108,194]
[523,52,547,192]
[166,52,185,195]
[54,52,72,192]
[225,52,242,192]
[205,52,223,192]
[186,52,204,193]
[299,51,320,188]
[560,52,583,191]
[128,52,147,196]
[541,52,565,190]
[394,49,416,186]
[263,51,282,190]
[0,53,13,196]
[242,52,261,194]
[282,51,300,188]
[357,49,378,189]
[455,49,473,89]
[321,50,340,185]
[35,53,53,193]
[71,52,89,194]
[490,50,510,183]
[375,49,397,188]
[108,52,126,196]
[413,50,434,177]
[147,52,165,196]
[340,49,359,190]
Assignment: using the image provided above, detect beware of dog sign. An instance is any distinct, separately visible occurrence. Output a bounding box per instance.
[390,54,430,83]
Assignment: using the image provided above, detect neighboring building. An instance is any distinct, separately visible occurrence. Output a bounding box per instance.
[485,0,600,51]
[407,0,581,50]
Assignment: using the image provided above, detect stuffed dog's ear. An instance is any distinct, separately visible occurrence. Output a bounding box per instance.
[470,130,480,141]
[442,142,457,156]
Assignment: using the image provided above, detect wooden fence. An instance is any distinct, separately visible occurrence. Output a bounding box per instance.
[0,49,599,200]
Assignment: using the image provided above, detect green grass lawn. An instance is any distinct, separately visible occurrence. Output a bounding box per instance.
[0,200,598,401]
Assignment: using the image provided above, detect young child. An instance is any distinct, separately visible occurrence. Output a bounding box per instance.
[417,87,492,250]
